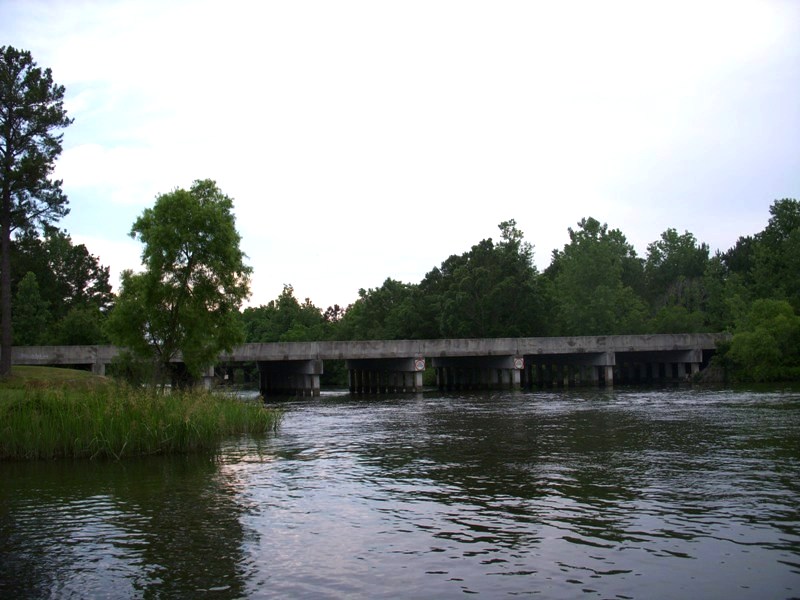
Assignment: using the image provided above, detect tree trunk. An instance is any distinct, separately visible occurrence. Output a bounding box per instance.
[1,185,12,376]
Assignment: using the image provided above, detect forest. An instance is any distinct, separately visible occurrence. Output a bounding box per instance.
[11,198,800,383]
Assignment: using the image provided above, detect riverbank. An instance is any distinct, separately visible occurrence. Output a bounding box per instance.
[0,367,280,461]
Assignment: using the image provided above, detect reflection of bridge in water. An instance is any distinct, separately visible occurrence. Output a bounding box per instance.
[11,333,726,397]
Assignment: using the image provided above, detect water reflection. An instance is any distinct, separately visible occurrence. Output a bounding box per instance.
[0,454,250,598]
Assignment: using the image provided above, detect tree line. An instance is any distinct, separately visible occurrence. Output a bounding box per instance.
[2,45,798,383]
[239,204,800,382]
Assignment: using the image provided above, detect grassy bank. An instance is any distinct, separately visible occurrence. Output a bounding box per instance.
[1,367,280,461]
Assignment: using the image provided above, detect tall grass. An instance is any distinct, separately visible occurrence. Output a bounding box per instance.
[0,384,280,460]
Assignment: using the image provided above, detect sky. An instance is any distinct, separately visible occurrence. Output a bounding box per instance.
[2,0,798,310]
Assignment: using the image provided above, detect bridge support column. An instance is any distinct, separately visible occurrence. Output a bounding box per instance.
[670,362,681,380]
[347,357,424,394]
[651,362,662,381]
[603,365,614,386]
[524,352,615,387]
[258,359,322,398]
[431,356,523,391]
[203,366,216,390]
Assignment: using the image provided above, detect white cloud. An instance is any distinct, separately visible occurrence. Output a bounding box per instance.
[2,0,798,308]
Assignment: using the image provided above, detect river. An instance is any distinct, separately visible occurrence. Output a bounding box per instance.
[1,387,799,599]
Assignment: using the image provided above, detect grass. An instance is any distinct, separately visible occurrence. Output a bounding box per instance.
[0,366,280,461]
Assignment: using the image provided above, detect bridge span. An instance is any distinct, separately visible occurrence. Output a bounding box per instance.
[10,333,726,396]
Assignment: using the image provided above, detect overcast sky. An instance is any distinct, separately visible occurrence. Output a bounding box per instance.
[2,0,798,309]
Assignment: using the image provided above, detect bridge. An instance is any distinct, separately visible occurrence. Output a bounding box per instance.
[10,333,726,396]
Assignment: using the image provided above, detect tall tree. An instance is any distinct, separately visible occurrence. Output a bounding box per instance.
[720,299,800,382]
[750,198,800,310]
[0,46,71,374]
[242,284,328,342]
[12,225,113,319]
[105,179,251,383]
[644,228,710,332]
[548,217,647,335]
[12,271,50,345]
[644,229,709,305]
[407,220,548,339]
[336,278,417,340]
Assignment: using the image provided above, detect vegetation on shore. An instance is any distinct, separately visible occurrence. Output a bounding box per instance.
[0,367,280,461]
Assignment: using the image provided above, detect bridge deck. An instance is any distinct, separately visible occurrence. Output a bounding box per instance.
[10,333,727,366]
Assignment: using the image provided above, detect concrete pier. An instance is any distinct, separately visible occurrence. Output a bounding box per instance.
[257,359,322,397]
[432,355,523,390]
[346,357,425,394]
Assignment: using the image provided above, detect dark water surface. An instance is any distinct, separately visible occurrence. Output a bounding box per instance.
[2,388,799,598]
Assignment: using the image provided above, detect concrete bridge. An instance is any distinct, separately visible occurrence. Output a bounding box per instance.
[10,333,726,396]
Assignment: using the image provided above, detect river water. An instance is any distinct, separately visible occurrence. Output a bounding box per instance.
[1,387,799,599]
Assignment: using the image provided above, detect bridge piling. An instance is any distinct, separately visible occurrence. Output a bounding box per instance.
[257,359,322,398]
[346,358,424,394]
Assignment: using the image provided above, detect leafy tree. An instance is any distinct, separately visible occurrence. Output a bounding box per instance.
[649,305,707,334]
[12,271,49,345]
[644,228,709,308]
[642,228,710,332]
[699,254,742,332]
[12,226,113,319]
[105,179,251,384]
[242,284,328,342]
[413,220,548,339]
[750,198,800,310]
[336,278,417,340]
[52,306,108,345]
[548,217,647,335]
[0,46,72,374]
[5,228,112,345]
[332,220,548,341]
[720,299,800,382]
[323,303,346,324]
[722,235,757,281]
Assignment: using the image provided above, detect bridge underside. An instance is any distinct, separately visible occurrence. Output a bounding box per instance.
[9,335,722,397]
[432,355,522,391]
[346,358,424,394]
[257,359,323,397]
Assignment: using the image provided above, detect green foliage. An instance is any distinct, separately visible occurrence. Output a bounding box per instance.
[750,199,800,311]
[1,46,72,374]
[12,226,113,316]
[51,306,109,345]
[644,228,709,313]
[700,254,748,332]
[242,285,328,342]
[548,217,647,335]
[720,299,800,382]
[0,384,280,460]
[105,179,251,381]
[12,272,50,345]
[106,351,156,387]
[337,278,417,340]
[421,220,547,338]
[333,221,548,340]
[648,306,707,334]
[8,227,112,344]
